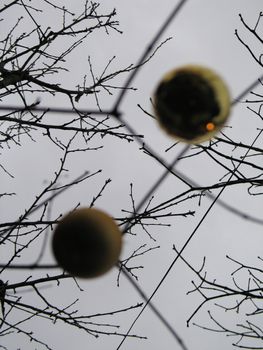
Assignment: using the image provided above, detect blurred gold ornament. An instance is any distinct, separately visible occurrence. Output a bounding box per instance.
[153,65,231,143]
[52,208,122,278]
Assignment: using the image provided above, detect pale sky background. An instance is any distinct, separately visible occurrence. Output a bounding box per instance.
[1,1,263,350]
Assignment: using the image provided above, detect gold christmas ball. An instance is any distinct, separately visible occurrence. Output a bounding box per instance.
[52,208,122,278]
[153,65,231,143]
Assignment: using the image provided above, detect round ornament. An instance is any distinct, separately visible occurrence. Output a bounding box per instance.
[52,208,122,278]
[153,65,231,143]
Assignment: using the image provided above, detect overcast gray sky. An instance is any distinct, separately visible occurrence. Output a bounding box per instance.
[2,1,263,350]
